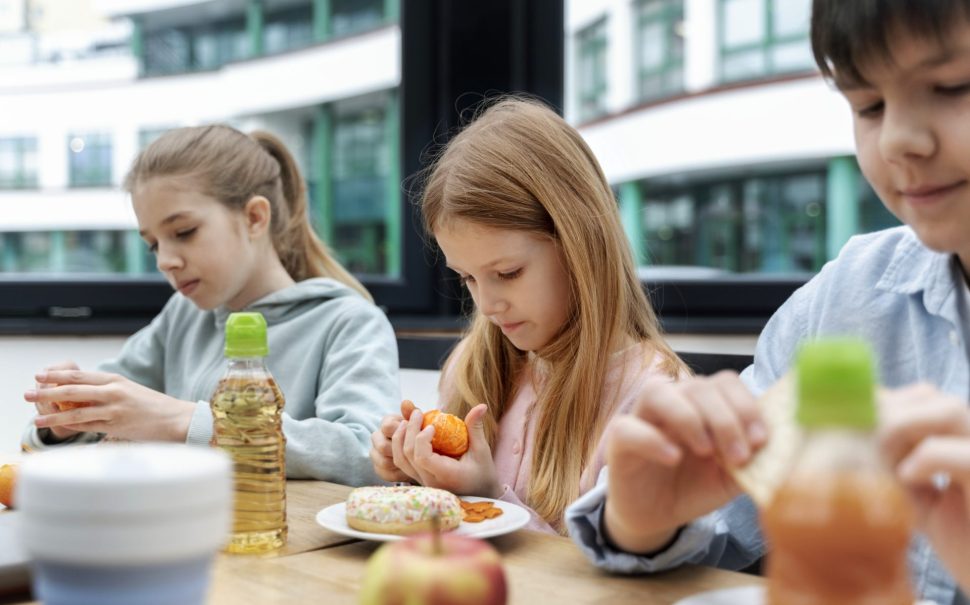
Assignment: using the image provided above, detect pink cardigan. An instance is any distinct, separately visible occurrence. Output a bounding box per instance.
[441,342,677,534]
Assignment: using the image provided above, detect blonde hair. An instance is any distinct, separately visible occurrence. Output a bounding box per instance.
[124,124,371,301]
[422,98,687,531]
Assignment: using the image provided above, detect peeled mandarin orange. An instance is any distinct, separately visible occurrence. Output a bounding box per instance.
[421,410,469,458]
[54,401,89,411]
[0,464,17,509]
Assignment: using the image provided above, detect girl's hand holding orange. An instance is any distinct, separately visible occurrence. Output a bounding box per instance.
[369,400,418,484]
[24,369,197,442]
[390,403,502,498]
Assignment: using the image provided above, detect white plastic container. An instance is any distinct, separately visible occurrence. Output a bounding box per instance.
[16,443,232,605]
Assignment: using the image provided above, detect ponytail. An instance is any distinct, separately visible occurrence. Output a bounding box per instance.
[249,131,373,301]
[125,124,372,302]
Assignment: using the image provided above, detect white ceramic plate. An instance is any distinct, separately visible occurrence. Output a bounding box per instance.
[0,512,30,596]
[316,496,531,542]
[674,586,936,605]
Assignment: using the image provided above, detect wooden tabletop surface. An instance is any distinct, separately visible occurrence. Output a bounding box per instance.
[7,480,763,605]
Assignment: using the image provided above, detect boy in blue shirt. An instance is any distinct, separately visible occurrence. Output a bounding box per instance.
[566,1,970,602]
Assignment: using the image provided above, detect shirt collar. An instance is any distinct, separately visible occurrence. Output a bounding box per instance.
[876,231,959,319]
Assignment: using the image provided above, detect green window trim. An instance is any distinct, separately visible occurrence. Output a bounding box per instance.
[67,133,113,189]
[576,16,609,121]
[717,0,812,83]
[635,0,684,102]
[0,137,39,190]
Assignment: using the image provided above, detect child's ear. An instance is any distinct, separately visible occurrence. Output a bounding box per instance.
[242,195,272,238]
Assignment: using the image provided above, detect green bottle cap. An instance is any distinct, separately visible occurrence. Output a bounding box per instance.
[224,312,268,358]
[796,339,876,429]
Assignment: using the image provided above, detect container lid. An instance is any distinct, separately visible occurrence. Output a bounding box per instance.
[796,339,876,429]
[224,312,268,358]
[16,444,232,565]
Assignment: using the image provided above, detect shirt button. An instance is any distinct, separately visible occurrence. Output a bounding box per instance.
[512,441,521,455]
[951,330,960,346]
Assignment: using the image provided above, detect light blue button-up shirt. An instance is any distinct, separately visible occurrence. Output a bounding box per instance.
[566,226,969,605]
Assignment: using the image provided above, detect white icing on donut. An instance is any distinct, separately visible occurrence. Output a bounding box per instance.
[346,486,462,525]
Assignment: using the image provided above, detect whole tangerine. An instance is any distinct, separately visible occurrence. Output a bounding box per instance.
[0,464,18,509]
[421,410,469,458]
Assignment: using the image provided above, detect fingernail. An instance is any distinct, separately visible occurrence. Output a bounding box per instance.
[24,390,37,400]
[730,441,751,465]
[694,433,713,455]
[34,416,48,427]
[748,421,767,444]
[34,372,47,382]
[660,444,681,464]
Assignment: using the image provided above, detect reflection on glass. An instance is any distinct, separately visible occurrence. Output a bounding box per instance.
[772,0,811,38]
[68,133,112,188]
[723,0,764,47]
[576,18,608,120]
[0,231,131,274]
[0,138,38,189]
[642,172,837,273]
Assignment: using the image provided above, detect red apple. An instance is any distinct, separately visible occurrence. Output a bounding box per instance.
[359,533,507,605]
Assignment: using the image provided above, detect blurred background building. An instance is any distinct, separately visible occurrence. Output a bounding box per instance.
[566,0,897,276]
[0,0,896,280]
[0,0,400,277]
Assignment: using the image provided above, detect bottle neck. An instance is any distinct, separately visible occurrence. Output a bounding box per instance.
[224,357,268,370]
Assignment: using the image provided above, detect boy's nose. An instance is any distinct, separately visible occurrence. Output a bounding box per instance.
[879,107,935,163]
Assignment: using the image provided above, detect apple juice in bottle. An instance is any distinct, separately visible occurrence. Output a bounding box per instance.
[210,312,287,554]
[762,340,913,605]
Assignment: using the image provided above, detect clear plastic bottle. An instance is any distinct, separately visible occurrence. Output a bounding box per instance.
[762,339,913,605]
[210,312,287,554]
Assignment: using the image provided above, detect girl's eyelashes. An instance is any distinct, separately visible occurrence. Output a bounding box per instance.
[175,227,197,240]
[936,81,970,96]
[497,268,522,280]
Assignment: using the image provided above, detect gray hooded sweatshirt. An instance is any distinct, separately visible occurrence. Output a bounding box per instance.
[22,278,400,485]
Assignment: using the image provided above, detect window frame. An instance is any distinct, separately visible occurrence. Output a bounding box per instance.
[67,132,113,189]
[0,137,38,190]
[576,16,609,121]
[1,0,807,337]
[717,0,812,83]
[634,0,685,102]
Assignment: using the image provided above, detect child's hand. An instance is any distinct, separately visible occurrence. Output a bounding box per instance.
[31,361,82,440]
[25,370,196,442]
[604,372,767,554]
[369,401,418,483]
[879,384,970,590]
[390,403,502,498]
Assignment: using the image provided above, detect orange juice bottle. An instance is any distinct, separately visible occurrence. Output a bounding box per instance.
[762,340,913,605]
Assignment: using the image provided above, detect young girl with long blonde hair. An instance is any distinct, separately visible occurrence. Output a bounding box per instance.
[24,124,399,484]
[370,98,686,533]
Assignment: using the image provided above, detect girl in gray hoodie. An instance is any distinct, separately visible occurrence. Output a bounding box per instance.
[23,125,399,485]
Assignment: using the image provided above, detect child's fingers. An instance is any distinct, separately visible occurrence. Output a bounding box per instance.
[371,429,393,458]
[691,382,751,466]
[34,370,112,387]
[390,420,418,479]
[898,436,970,488]
[380,414,404,439]
[400,400,418,420]
[607,415,682,468]
[633,382,712,456]
[880,391,970,467]
[401,410,424,462]
[711,371,766,446]
[25,384,104,406]
[463,404,489,452]
[35,405,109,429]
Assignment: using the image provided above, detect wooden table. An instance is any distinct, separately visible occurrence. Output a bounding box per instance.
[8,481,762,605]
